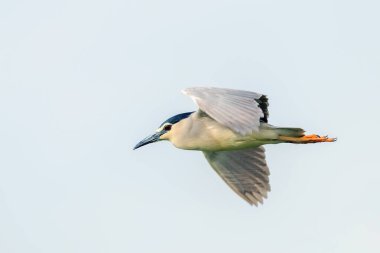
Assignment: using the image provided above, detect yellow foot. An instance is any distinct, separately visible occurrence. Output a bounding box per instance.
[300,134,337,143]
[279,134,337,143]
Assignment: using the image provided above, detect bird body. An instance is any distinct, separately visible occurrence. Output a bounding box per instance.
[134,87,336,206]
[164,112,281,151]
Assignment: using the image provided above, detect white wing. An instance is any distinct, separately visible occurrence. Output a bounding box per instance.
[203,147,270,206]
[182,87,267,135]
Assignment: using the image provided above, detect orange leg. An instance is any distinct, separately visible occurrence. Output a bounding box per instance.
[279,134,337,144]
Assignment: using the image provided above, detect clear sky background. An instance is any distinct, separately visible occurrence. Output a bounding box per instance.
[1,0,379,252]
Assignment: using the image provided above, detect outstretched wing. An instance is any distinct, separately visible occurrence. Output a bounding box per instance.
[203,146,270,206]
[182,87,269,135]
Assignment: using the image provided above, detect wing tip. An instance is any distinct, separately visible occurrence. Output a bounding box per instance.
[182,87,205,95]
[181,88,189,95]
[244,192,266,207]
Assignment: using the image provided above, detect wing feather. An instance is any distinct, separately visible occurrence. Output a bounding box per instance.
[203,146,270,206]
[182,87,268,135]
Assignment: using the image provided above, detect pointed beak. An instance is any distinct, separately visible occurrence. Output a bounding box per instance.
[133,132,161,150]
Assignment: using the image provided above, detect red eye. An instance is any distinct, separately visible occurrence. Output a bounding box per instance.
[164,125,172,131]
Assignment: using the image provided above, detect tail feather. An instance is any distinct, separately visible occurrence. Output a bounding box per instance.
[275,127,305,137]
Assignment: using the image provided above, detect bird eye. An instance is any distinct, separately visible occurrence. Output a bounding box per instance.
[164,124,172,131]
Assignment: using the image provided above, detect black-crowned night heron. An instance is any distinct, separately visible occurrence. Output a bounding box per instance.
[134,87,336,205]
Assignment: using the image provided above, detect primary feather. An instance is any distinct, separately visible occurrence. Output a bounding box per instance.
[203,146,270,206]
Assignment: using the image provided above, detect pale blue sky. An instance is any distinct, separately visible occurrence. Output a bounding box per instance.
[1,0,379,252]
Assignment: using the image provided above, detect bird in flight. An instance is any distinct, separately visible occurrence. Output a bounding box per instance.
[134,87,336,206]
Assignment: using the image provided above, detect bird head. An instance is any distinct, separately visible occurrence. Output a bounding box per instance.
[133,112,194,150]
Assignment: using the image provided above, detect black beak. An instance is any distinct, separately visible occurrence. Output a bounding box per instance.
[133,132,161,150]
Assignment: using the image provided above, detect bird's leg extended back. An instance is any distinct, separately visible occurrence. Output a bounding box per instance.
[278,134,337,144]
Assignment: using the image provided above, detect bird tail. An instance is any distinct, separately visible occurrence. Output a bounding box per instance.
[274,127,305,137]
